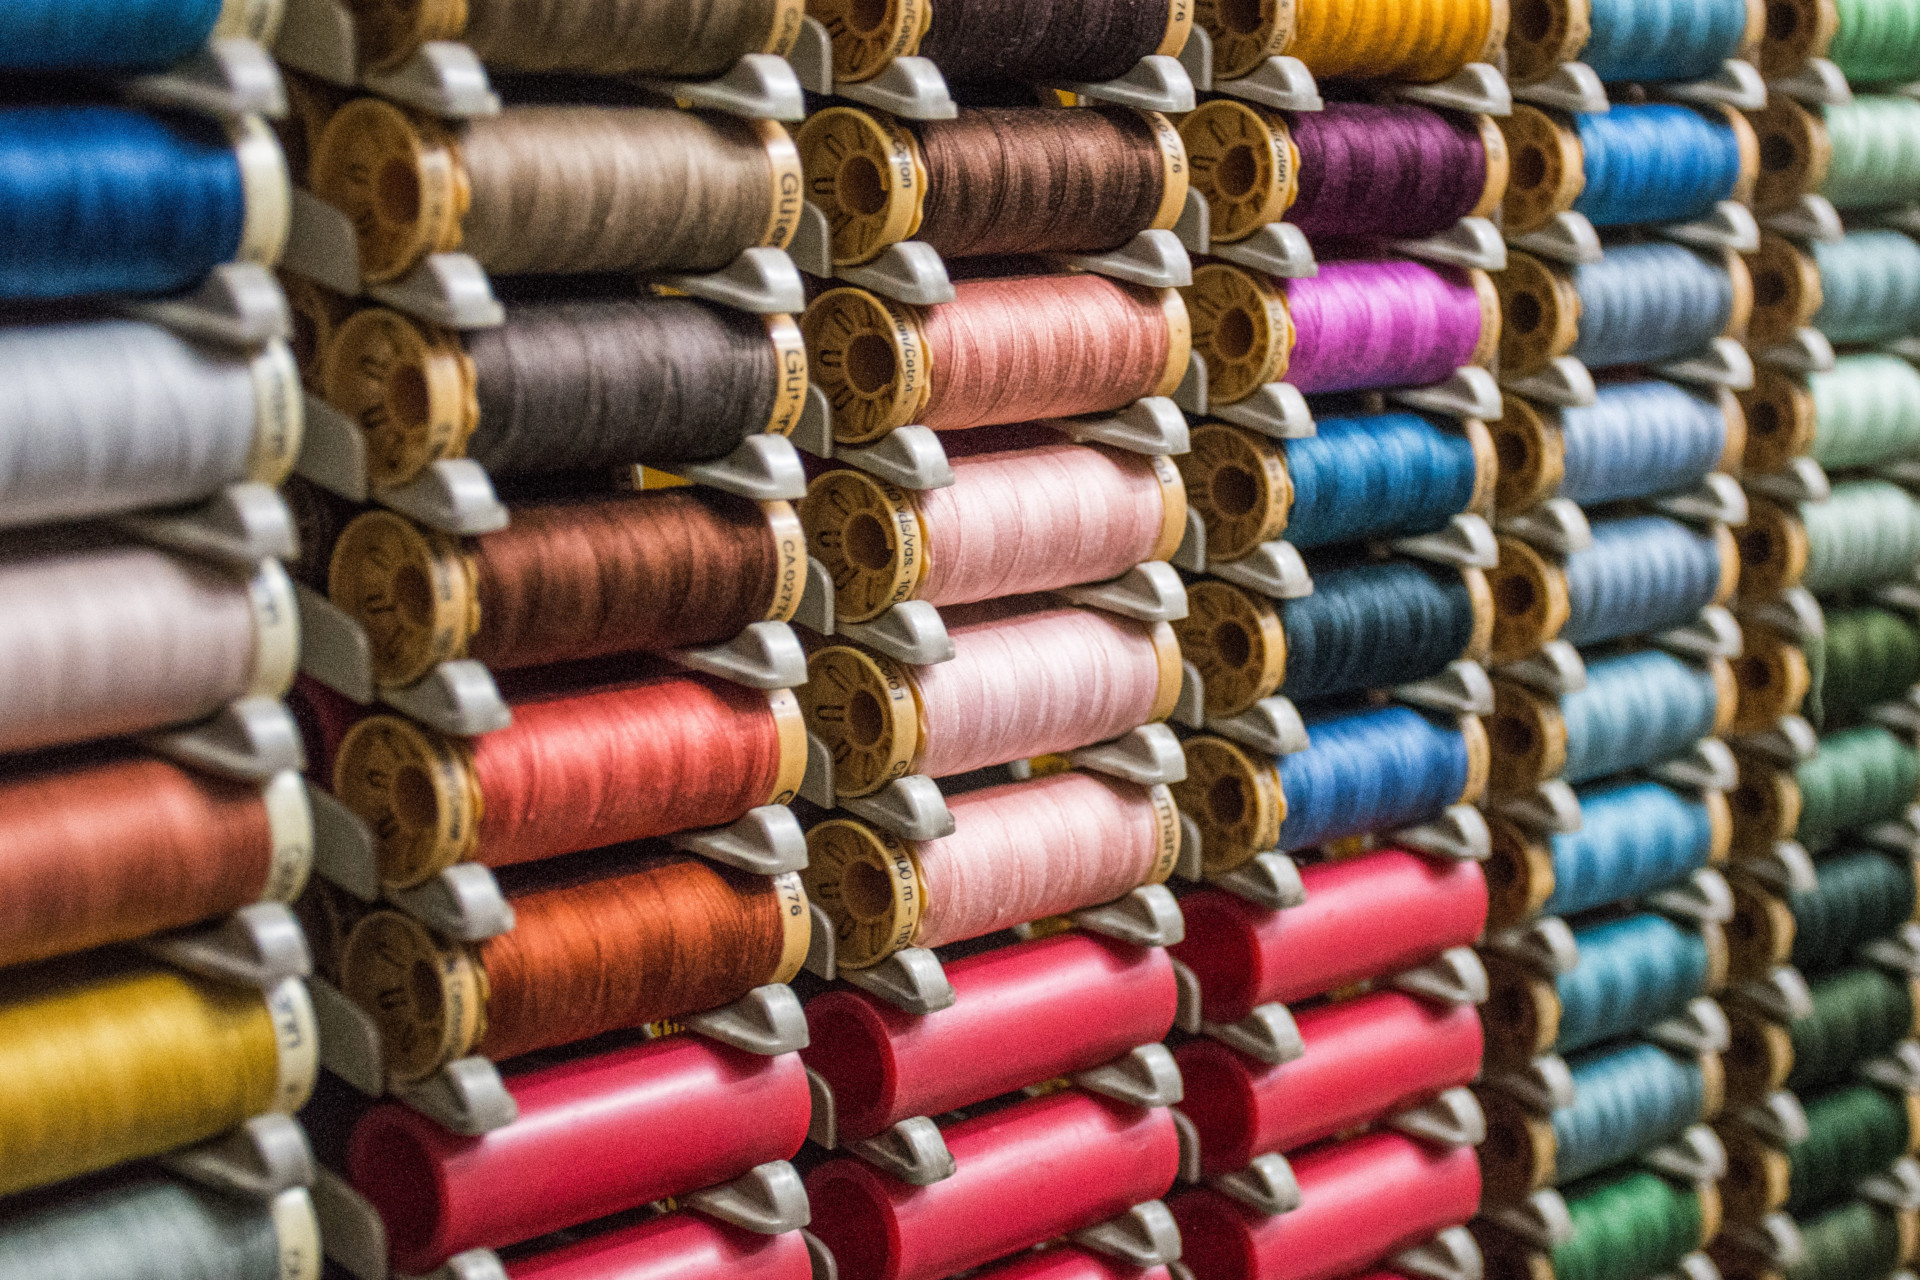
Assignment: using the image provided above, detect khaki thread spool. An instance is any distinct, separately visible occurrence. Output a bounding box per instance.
[808,0,1192,85]
[799,608,1184,797]
[1726,871,1799,982]
[1729,621,1812,733]
[1727,752,1801,855]
[1195,0,1506,82]
[801,276,1189,444]
[1487,391,1747,516]
[275,70,350,187]
[1747,96,1832,214]
[1744,232,1825,349]
[1178,422,1293,562]
[309,99,802,285]
[797,105,1188,267]
[1739,367,1819,475]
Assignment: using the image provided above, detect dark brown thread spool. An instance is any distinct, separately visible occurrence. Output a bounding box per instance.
[810,0,1189,85]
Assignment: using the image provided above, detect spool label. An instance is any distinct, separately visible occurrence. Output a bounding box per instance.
[1473,114,1511,221]
[1158,0,1197,55]
[1197,0,1294,79]
[248,339,304,487]
[329,510,474,688]
[804,288,931,443]
[757,119,805,251]
[1144,783,1182,884]
[764,314,809,437]
[767,687,810,805]
[265,977,319,1114]
[798,645,919,795]
[1179,101,1295,243]
[247,561,301,699]
[760,0,806,55]
[269,1188,321,1280]
[260,770,315,905]
[1143,110,1190,232]
[1151,452,1190,563]
[343,911,485,1083]
[334,716,480,888]
[310,99,465,284]
[813,0,927,81]
[799,109,926,266]
[770,871,811,984]
[323,308,474,488]
[761,500,808,623]
[230,114,293,267]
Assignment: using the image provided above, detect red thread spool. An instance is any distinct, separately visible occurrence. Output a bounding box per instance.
[973,1248,1174,1280]
[349,1035,810,1273]
[288,674,364,780]
[1172,1133,1482,1280]
[804,932,1178,1142]
[506,1211,813,1280]
[1171,850,1488,1025]
[806,1091,1181,1280]
[334,672,806,888]
[0,754,302,969]
[1177,991,1484,1177]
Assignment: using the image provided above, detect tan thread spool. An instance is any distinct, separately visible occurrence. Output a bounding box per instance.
[1505,0,1592,83]
[1183,262,1295,406]
[1482,952,1562,1068]
[1739,367,1818,475]
[1499,105,1587,235]
[1488,396,1564,516]
[1747,96,1832,215]
[1486,534,1574,666]
[1744,232,1824,350]
[1717,1123,1793,1224]
[1493,251,1582,378]
[1172,579,1288,720]
[1170,734,1287,878]
[1728,752,1801,856]
[1178,100,1300,243]
[1725,1006,1796,1105]
[1733,497,1812,601]
[1484,812,1561,930]
[1476,1086,1560,1207]
[1177,422,1294,564]
[1726,872,1798,981]
[1756,0,1838,77]
[1729,622,1812,733]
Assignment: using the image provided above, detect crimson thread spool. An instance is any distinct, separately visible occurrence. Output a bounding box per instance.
[799,105,1188,266]
[506,1211,813,1280]
[804,771,1179,969]
[0,756,309,969]
[803,276,1188,444]
[310,101,802,284]
[971,1249,1172,1280]
[801,440,1186,624]
[330,491,806,687]
[1184,259,1499,407]
[1172,1132,1483,1280]
[333,672,807,889]
[805,1089,1180,1280]
[803,931,1178,1142]
[800,602,1183,796]
[349,1034,810,1273]
[1171,850,1490,1026]
[1179,100,1508,245]
[1177,990,1484,1176]
[808,0,1191,85]
[341,854,810,1081]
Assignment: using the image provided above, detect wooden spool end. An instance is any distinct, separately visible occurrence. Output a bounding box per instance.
[802,286,931,445]
[1170,734,1286,878]
[341,0,466,71]
[322,305,477,490]
[1484,811,1557,930]
[333,714,480,891]
[1474,1223,1558,1280]
[1505,0,1591,83]
[1178,99,1298,245]
[1745,232,1823,350]
[1748,97,1832,216]
[1488,534,1574,665]
[1185,262,1293,406]
[1494,251,1580,378]
[310,97,469,285]
[797,645,921,799]
[1196,0,1295,80]
[803,816,926,969]
[1477,1087,1559,1206]
[340,908,484,1086]
[800,469,926,625]
[1178,422,1293,563]
[280,271,353,390]
[1725,1007,1796,1104]
[1727,874,1798,980]
[1735,497,1812,601]
[1739,367,1818,475]
[1716,1125,1791,1225]
[328,509,477,690]
[1730,625,1812,733]
[292,878,368,986]
[1756,0,1837,78]
[1489,396,1566,516]
[1486,677,1569,796]
[1729,757,1802,856]
[795,106,927,268]
[1499,105,1586,236]
[809,0,931,83]
[1483,952,1562,1067]
[1172,578,1287,719]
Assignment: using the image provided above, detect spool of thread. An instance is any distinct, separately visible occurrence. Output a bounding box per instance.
[342,855,809,1080]
[1794,724,1920,851]
[805,772,1178,969]
[334,673,804,888]
[294,877,365,984]
[1818,606,1920,728]
[0,319,299,529]
[1732,621,1813,734]
[1276,706,1487,853]
[310,101,800,284]
[1787,848,1918,976]
[803,277,1187,444]
[0,955,314,1196]
[1787,1085,1918,1217]
[1171,1132,1483,1280]
[813,0,1188,84]
[1728,869,1799,981]
[800,106,1187,265]
[1504,0,1756,83]
[1744,232,1826,349]
[1824,0,1920,84]
[801,440,1185,624]
[969,1250,1173,1280]
[1489,516,1736,664]
[1194,0,1502,81]
[1185,259,1496,406]
[281,271,353,389]
[1821,96,1920,211]
[1178,100,1506,245]
[506,1212,813,1280]
[1789,966,1919,1092]
[287,675,363,785]
[804,932,1177,1143]
[1808,231,1920,344]
[1490,383,1739,516]
[1177,991,1483,1177]
[346,0,800,74]
[1498,104,1754,235]
[0,539,295,756]
[1173,564,1491,719]
[1740,481,1920,601]
[1486,651,1733,794]
[281,474,360,592]
[1180,413,1493,561]
[806,1089,1181,1280]
[1782,1201,1913,1280]
[0,0,270,69]
[1484,780,1727,929]
[331,492,804,687]
[1747,97,1834,215]
[0,1173,314,1280]
[0,106,286,301]
[323,297,804,490]
[802,603,1180,796]
[1747,355,1920,477]
[276,71,350,190]
[1171,849,1490,1025]
[349,1035,810,1272]
[0,757,308,969]
[1496,244,1749,377]
[1542,1169,1716,1280]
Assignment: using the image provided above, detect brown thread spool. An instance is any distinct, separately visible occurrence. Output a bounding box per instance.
[1724,1005,1795,1104]
[1728,753,1801,855]
[1747,96,1832,215]
[328,492,805,687]
[1716,1123,1792,1223]
[809,0,1189,84]
[798,105,1186,266]
[802,277,1188,444]
[294,876,367,985]
[1756,0,1838,77]
[1730,622,1812,733]
[1739,367,1818,475]
[1488,396,1565,516]
[1177,422,1293,563]
[1178,100,1300,244]
[1493,250,1583,378]
[1503,0,1595,80]
[1485,677,1569,796]
[1744,232,1824,350]
[1182,262,1295,405]
[1171,735,1286,878]
[1476,1086,1560,1206]
[1499,105,1587,235]
[1726,872,1798,981]
[340,858,809,1081]
[310,100,801,284]
[1486,533,1574,665]
[1483,811,1562,929]
[1482,951,1563,1067]
[282,472,362,591]
[275,71,350,187]
[1733,497,1812,601]
[1172,579,1287,720]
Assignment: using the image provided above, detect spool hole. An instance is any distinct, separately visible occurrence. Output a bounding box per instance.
[1737,527,1774,564]
[1750,401,1781,437]
[839,155,888,217]
[843,857,897,922]
[1509,292,1544,336]
[1516,0,1552,41]
[1754,269,1788,308]
[1493,427,1531,475]
[1217,0,1267,33]
[848,688,886,748]
[1760,134,1797,173]
[848,0,890,34]
[1515,145,1549,191]
[1494,572,1538,618]
[846,332,899,396]
[1216,144,1262,201]
[1213,620,1254,670]
[1731,780,1766,818]
[409,958,440,1015]
[1211,466,1261,518]
[392,563,435,629]
[1489,714,1538,759]
[1766,0,1801,40]
[1209,775,1247,827]
[387,363,430,430]
[377,157,422,226]
[1214,307,1258,361]
[394,764,439,831]
[845,512,894,572]
[1735,654,1773,691]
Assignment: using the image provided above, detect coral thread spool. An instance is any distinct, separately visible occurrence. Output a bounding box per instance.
[349,1036,810,1273]
[804,932,1178,1142]
[506,1211,813,1280]
[805,1090,1181,1280]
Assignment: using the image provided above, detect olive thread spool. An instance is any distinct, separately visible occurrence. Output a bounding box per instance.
[807,0,1193,85]
[309,100,802,285]
[1194,0,1506,82]
[797,105,1188,267]
[1491,385,1744,517]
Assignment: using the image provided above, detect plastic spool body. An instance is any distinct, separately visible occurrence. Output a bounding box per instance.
[1507,0,1594,83]
[1756,0,1839,75]
[808,0,933,83]
[1746,233,1823,350]
[1196,0,1295,80]
[1171,849,1490,1025]
[322,306,477,490]
[1487,534,1571,666]
[804,932,1178,1142]
[1748,97,1831,216]
[1185,262,1294,406]
[1730,625,1810,731]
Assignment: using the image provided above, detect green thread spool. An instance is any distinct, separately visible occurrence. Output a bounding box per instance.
[1815,607,1920,729]
[1795,725,1920,850]
[1552,1170,1707,1280]
[1801,481,1920,597]
[1789,966,1917,1092]
[1788,1085,1914,1216]
[1823,97,1920,211]
[1808,356,1920,473]
[1791,848,1918,976]
[1830,0,1920,88]
[1809,232,1920,346]
[1786,1200,1909,1280]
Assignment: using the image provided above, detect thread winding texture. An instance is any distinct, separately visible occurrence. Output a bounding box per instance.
[1799,481,1920,596]
[915,0,1172,83]
[1553,1043,1710,1185]
[1551,1170,1705,1280]
[1284,0,1497,81]
[1568,245,1734,370]
[1817,606,1920,728]
[1789,1202,1907,1280]
[1572,106,1743,228]
[1794,726,1920,851]
[1809,231,1920,344]
[1581,0,1750,81]
[1789,966,1916,1092]
[1277,706,1471,851]
[1556,382,1729,507]
[459,0,790,76]
[1790,849,1917,976]
[1555,914,1712,1055]
[1542,782,1715,919]
[1806,355,1920,471]
[0,0,223,70]
[1278,560,1481,704]
[1561,651,1724,784]
[1285,260,1486,393]
[1287,105,1492,240]
[1562,516,1727,649]
[1788,1086,1913,1216]
[1829,0,1920,84]
[0,1175,284,1280]
[1281,412,1479,548]
[1823,97,1920,211]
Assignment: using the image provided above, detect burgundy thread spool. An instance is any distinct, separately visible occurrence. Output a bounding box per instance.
[348,1035,810,1274]
[973,1249,1174,1280]
[1171,850,1489,1026]
[803,932,1178,1142]
[806,1090,1181,1280]
[1177,991,1484,1177]
[506,1211,813,1280]
[1172,1133,1482,1280]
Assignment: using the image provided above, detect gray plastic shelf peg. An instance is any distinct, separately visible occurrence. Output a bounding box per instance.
[685,985,811,1057]
[1390,366,1505,421]
[1654,337,1755,390]
[1062,55,1196,112]
[1062,229,1193,288]
[1757,327,1838,373]
[147,697,305,782]
[1494,779,1585,835]
[837,601,955,665]
[1394,217,1507,270]
[1202,1002,1304,1066]
[1498,497,1593,556]
[131,38,287,119]
[125,261,293,347]
[1391,947,1491,1006]
[1498,640,1587,694]
[1508,211,1605,265]
[1210,540,1314,599]
[1211,1154,1302,1215]
[1071,723,1188,786]
[685,1161,812,1234]
[1211,379,1319,438]
[1050,398,1190,455]
[1394,513,1501,569]
[1389,1087,1487,1147]
[1397,62,1514,114]
[672,621,809,689]
[1072,1201,1185,1267]
[644,53,806,121]
[848,1118,956,1185]
[1072,884,1185,948]
[1510,63,1607,113]
[1503,356,1598,407]
[1659,201,1760,253]
[836,426,956,490]
[1073,1043,1186,1109]
[1058,560,1190,622]
[163,1113,314,1200]
[362,42,501,116]
[1395,659,1496,717]
[664,247,807,314]
[673,433,810,501]
[1769,57,1852,105]
[1212,221,1319,278]
[672,806,809,876]
[1395,1228,1486,1280]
